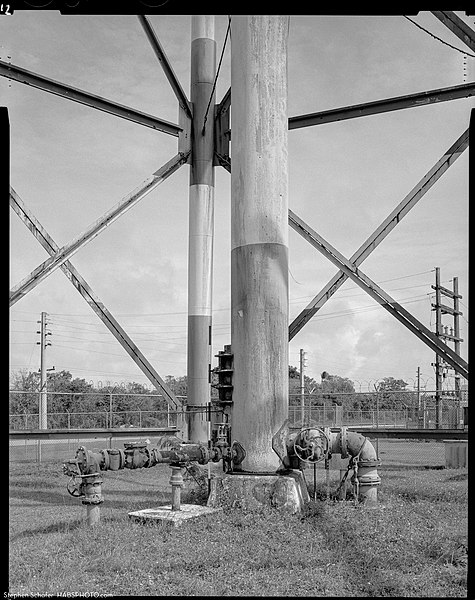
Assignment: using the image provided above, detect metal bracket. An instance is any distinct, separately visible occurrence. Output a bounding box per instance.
[214,103,230,167]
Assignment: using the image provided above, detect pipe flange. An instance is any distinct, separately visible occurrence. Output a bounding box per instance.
[231,441,246,466]
[358,459,381,468]
[108,448,125,471]
[357,473,381,486]
[339,427,349,459]
[81,495,104,505]
[100,449,110,471]
[198,444,210,465]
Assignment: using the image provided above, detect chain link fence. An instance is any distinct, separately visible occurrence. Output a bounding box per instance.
[9,389,467,469]
[288,389,468,429]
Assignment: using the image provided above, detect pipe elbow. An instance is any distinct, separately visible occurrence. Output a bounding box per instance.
[329,427,377,461]
[346,431,378,462]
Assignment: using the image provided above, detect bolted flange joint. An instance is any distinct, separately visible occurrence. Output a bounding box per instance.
[80,473,104,505]
[356,472,381,487]
[124,442,152,469]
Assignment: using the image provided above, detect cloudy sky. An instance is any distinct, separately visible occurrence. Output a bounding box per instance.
[6,11,472,392]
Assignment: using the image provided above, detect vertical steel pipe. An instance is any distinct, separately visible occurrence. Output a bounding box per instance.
[230,16,290,472]
[187,16,216,443]
[169,466,184,511]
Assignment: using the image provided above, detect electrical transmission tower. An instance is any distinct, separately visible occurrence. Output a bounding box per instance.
[431,267,464,428]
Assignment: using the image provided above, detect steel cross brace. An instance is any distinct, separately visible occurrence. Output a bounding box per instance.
[10,151,190,306]
[0,59,182,136]
[213,129,468,350]
[288,209,469,380]
[289,129,469,339]
[431,11,475,53]
[10,187,182,410]
[137,15,193,119]
[213,83,474,140]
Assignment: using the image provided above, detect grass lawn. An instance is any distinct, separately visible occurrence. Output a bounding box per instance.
[9,460,467,597]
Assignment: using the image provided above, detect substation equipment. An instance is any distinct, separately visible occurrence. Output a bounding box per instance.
[5,13,472,521]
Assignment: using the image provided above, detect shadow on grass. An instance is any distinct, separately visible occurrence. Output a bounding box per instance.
[9,486,170,509]
[10,518,85,541]
[446,472,467,482]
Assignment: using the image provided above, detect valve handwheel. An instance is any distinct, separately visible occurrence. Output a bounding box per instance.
[293,427,329,463]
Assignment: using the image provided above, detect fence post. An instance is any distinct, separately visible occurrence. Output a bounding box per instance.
[109,393,113,429]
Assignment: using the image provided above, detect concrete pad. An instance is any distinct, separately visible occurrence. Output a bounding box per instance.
[128,504,222,527]
[207,469,310,513]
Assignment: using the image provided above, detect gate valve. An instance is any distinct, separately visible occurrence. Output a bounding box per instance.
[293,427,329,463]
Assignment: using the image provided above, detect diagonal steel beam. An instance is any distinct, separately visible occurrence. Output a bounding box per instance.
[137,15,193,119]
[0,59,182,137]
[10,188,182,409]
[288,83,475,130]
[288,210,469,379]
[289,128,469,340]
[216,86,231,117]
[431,11,475,53]
[10,151,190,306]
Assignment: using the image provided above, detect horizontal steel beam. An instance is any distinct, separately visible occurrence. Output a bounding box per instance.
[431,11,475,53]
[288,83,475,130]
[288,210,469,380]
[9,427,180,441]
[10,188,182,409]
[286,426,467,440]
[345,427,467,441]
[137,15,193,119]
[0,59,182,136]
[289,128,469,340]
[10,151,189,306]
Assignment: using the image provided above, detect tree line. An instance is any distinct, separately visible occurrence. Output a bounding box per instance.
[9,367,412,417]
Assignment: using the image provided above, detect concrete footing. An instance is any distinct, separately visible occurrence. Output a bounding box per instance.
[206,470,310,513]
[128,504,222,527]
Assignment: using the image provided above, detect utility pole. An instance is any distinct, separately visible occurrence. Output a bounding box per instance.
[432,267,443,428]
[453,277,461,406]
[231,16,290,472]
[36,311,52,429]
[431,267,464,429]
[416,366,423,428]
[300,349,307,426]
[186,15,216,443]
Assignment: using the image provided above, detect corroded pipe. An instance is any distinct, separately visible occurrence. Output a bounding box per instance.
[287,427,381,505]
[330,427,381,506]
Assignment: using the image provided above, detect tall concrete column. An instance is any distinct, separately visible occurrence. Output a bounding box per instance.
[230,16,290,472]
[187,16,216,443]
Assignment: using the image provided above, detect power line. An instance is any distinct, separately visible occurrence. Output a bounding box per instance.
[403,15,475,58]
[202,16,231,135]
[52,343,186,364]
